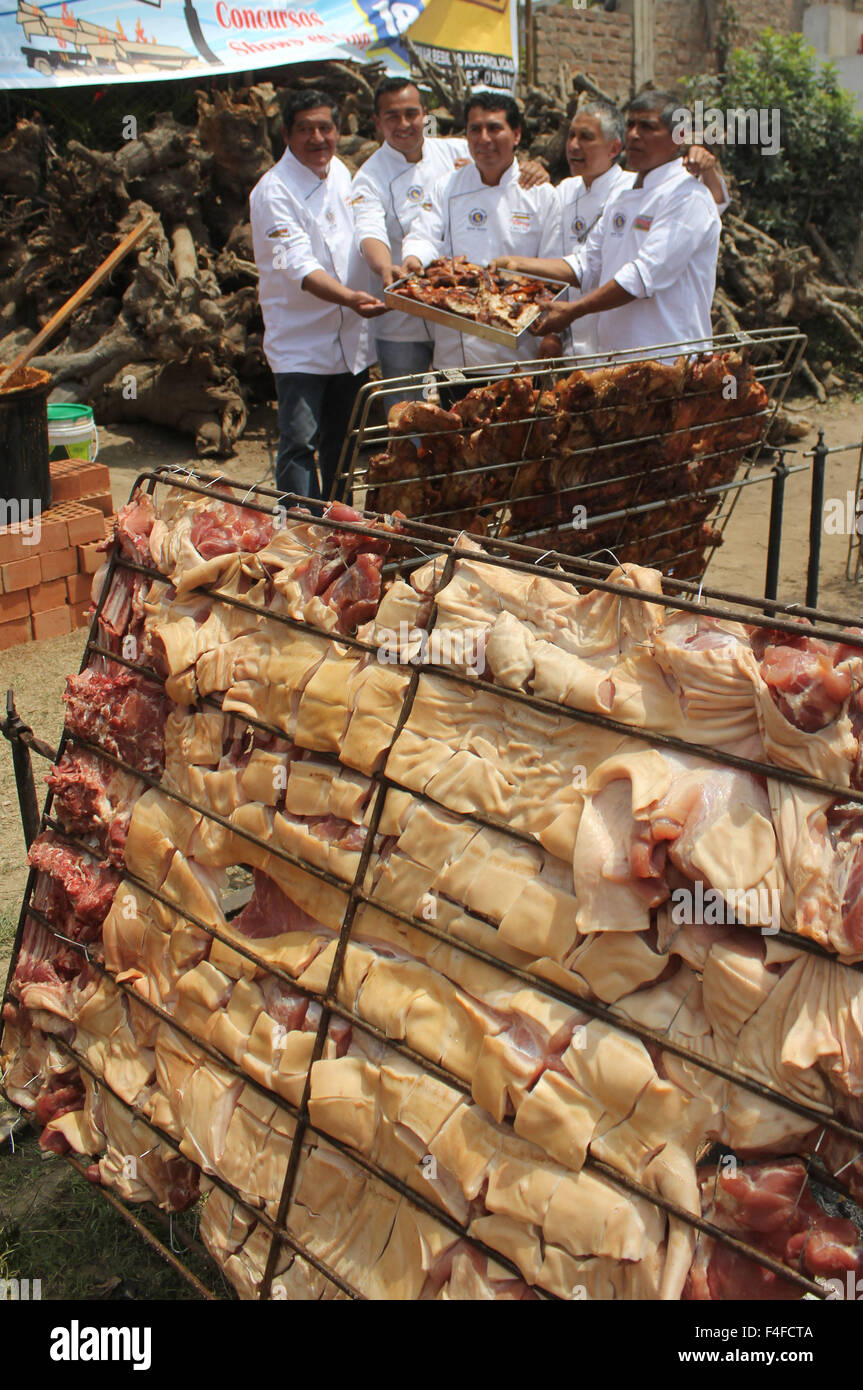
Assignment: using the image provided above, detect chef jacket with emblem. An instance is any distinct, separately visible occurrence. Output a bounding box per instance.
[401,160,562,368]
[555,163,634,357]
[350,136,471,343]
[564,158,721,357]
[250,147,372,376]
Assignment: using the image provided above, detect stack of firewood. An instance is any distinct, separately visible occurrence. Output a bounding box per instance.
[0,58,860,456]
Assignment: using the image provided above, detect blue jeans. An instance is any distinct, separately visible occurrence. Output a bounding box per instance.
[375,338,434,400]
[274,369,369,501]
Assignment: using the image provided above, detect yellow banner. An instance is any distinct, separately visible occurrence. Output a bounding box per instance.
[385,0,518,91]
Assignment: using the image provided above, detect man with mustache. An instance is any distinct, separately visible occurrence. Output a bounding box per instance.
[250,89,387,500]
[496,92,728,358]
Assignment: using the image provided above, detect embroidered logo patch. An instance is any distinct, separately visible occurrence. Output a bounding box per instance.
[612,212,627,231]
[325,209,336,224]
[266,226,292,238]
[469,207,488,227]
[571,215,586,236]
[406,185,424,202]
[634,215,653,231]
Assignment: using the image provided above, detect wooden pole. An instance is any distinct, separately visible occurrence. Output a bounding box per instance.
[524,0,535,87]
[0,214,153,391]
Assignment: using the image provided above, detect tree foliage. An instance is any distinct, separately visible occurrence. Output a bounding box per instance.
[683,29,863,261]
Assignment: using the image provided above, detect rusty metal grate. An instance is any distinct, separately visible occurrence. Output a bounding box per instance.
[3,465,862,1301]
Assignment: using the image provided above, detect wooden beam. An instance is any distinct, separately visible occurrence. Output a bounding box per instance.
[0,214,153,391]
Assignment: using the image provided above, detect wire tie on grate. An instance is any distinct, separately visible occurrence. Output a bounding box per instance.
[833,1149,863,1178]
[50,931,90,961]
[22,1074,41,1088]
[138,1145,158,1158]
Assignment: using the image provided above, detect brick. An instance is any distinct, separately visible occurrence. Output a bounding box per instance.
[49,459,89,503]
[39,546,77,582]
[33,509,69,556]
[50,501,103,546]
[76,541,104,574]
[76,463,110,495]
[66,571,94,603]
[32,605,72,641]
[78,491,114,518]
[0,525,32,566]
[29,578,69,615]
[0,616,32,650]
[70,600,91,630]
[1,555,42,593]
[0,587,31,623]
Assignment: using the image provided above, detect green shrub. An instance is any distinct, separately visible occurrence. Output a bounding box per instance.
[683,29,863,262]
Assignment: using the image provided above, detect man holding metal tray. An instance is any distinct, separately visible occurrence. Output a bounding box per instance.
[399,92,562,371]
[493,91,723,359]
[351,77,549,386]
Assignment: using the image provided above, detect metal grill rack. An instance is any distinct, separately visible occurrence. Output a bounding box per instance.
[4,465,863,1302]
[333,328,806,583]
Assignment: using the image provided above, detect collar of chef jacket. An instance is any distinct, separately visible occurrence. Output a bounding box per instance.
[276,145,335,199]
[631,156,691,195]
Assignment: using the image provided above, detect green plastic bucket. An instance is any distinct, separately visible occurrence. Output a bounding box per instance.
[47,403,99,462]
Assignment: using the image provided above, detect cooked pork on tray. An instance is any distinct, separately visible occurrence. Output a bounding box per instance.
[389,256,559,335]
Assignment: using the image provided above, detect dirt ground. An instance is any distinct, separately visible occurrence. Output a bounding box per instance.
[1,391,862,973]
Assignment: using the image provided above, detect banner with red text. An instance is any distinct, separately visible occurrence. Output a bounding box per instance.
[0,0,425,87]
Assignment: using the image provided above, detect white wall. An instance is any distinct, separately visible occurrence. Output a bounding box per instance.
[803,4,863,109]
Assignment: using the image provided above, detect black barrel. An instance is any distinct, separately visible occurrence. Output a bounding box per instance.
[0,366,52,516]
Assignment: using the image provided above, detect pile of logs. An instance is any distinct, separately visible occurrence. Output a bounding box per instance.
[0,59,860,455]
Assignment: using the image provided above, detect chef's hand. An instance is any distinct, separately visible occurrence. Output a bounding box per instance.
[530,302,575,337]
[401,256,423,275]
[517,157,550,188]
[490,256,521,272]
[379,264,402,288]
[684,145,720,178]
[350,290,388,318]
[537,333,564,359]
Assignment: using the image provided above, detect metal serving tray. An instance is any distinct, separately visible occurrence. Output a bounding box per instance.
[384,268,570,348]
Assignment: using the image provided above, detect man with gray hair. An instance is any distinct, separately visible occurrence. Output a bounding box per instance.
[497,92,728,357]
[550,100,632,356]
[498,91,726,357]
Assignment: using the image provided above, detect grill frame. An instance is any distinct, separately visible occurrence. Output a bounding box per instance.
[3,465,862,1302]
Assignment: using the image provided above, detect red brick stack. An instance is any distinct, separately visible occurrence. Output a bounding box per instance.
[0,460,116,651]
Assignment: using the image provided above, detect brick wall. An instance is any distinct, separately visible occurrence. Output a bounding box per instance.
[533,5,633,102]
[533,1,804,101]
[655,0,803,88]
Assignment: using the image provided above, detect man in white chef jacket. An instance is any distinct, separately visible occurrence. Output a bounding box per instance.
[400,92,562,371]
[552,100,633,357]
[250,89,386,500]
[521,91,722,357]
[351,77,549,384]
